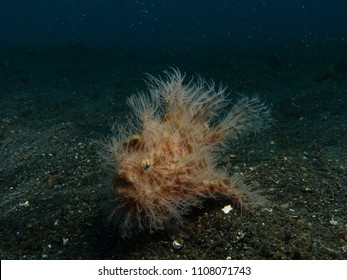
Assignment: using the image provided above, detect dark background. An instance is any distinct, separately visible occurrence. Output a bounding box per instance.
[0,0,346,50]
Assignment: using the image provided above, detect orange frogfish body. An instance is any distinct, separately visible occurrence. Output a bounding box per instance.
[103,69,271,238]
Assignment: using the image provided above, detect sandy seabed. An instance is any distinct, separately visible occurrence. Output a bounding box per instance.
[0,42,346,259]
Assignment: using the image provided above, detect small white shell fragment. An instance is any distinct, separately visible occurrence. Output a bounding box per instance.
[262,207,273,213]
[172,239,183,250]
[19,201,30,207]
[62,237,69,246]
[222,204,233,214]
[329,217,339,226]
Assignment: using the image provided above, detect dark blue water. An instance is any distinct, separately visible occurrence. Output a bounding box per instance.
[1,0,346,49]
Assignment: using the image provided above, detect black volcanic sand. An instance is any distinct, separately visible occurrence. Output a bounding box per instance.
[0,42,346,260]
